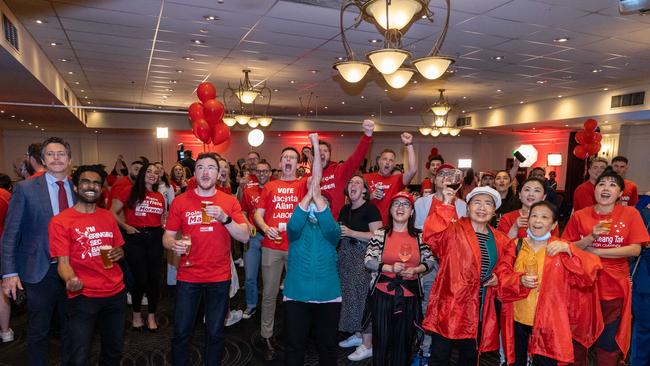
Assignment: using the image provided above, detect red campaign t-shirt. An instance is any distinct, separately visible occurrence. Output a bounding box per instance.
[107,176,132,209]
[165,189,246,283]
[420,177,433,194]
[0,188,10,238]
[49,208,125,299]
[241,185,263,227]
[28,170,46,180]
[620,179,639,207]
[375,231,419,297]
[186,177,197,191]
[114,189,165,228]
[257,178,308,251]
[216,185,231,194]
[497,209,559,239]
[562,205,650,299]
[363,172,406,225]
[573,181,596,212]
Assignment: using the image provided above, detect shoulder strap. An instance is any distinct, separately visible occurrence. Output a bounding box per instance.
[516,237,524,256]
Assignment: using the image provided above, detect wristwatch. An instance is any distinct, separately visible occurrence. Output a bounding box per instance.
[222,216,232,225]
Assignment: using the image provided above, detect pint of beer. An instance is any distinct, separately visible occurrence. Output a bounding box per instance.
[99,245,113,269]
[201,201,212,224]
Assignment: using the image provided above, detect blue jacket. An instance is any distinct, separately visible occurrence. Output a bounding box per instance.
[1,175,75,283]
[632,206,650,293]
[284,205,341,302]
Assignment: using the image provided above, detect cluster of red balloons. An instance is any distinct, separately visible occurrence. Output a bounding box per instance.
[188,82,230,146]
[573,119,602,159]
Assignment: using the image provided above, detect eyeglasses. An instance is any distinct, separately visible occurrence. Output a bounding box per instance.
[391,201,412,209]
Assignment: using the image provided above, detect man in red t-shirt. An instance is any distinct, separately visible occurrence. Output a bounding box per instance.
[611,156,639,207]
[240,161,272,318]
[163,152,249,366]
[363,132,417,225]
[573,157,608,211]
[49,165,126,365]
[420,155,444,195]
[254,134,320,360]
[317,119,374,219]
[107,158,145,210]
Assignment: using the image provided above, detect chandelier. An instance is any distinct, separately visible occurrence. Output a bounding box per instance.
[222,70,273,129]
[418,89,461,137]
[334,0,455,88]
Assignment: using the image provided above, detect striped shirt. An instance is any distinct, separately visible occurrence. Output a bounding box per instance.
[476,232,492,283]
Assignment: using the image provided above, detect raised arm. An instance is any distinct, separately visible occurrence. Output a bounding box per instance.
[337,120,374,180]
[401,132,417,186]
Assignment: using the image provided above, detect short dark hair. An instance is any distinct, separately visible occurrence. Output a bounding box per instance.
[385,202,418,237]
[530,167,545,174]
[196,152,220,166]
[72,165,107,187]
[41,137,71,160]
[521,176,546,190]
[380,148,396,158]
[428,154,444,164]
[588,157,608,168]
[0,173,12,191]
[132,156,149,166]
[281,147,299,158]
[247,151,261,159]
[596,168,625,191]
[343,174,370,201]
[318,140,332,153]
[528,201,559,223]
[28,143,44,165]
[611,156,628,165]
[257,160,272,171]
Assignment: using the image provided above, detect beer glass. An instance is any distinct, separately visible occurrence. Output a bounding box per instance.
[99,245,113,269]
[201,201,213,224]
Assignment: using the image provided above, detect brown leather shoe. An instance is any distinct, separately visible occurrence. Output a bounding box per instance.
[263,337,277,361]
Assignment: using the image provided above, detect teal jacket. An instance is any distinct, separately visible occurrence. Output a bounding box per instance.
[284,205,341,302]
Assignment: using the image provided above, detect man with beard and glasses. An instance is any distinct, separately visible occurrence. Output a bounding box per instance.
[49,165,126,366]
[163,152,249,366]
[2,137,75,366]
[363,132,417,225]
[254,144,313,360]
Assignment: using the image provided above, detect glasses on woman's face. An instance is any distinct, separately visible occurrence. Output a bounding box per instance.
[391,200,412,209]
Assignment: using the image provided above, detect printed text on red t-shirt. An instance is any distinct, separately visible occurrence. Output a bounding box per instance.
[74,226,115,260]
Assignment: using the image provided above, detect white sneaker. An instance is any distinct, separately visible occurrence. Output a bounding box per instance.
[338,334,362,348]
[348,345,372,361]
[225,310,243,327]
[0,329,14,343]
[234,258,244,267]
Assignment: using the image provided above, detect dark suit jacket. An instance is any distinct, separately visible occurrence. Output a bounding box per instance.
[1,174,75,284]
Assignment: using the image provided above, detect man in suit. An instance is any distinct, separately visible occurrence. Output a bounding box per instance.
[2,137,75,366]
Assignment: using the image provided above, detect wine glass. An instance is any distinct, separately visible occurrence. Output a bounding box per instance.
[445,169,463,190]
[181,234,192,267]
[398,243,412,263]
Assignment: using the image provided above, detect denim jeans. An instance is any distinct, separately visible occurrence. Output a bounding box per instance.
[67,290,126,366]
[244,232,263,308]
[23,263,70,366]
[172,280,230,366]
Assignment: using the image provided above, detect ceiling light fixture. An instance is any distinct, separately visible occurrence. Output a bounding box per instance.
[50,42,59,46]
[223,70,274,130]
[491,56,505,60]
[536,80,547,84]
[334,0,454,85]
[182,56,195,61]
[591,69,602,73]
[382,67,415,89]
[431,89,451,116]
[203,15,219,21]
[553,37,569,43]
[191,39,205,44]
[35,19,46,24]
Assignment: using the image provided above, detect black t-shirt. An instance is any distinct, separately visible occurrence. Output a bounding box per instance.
[491,191,522,227]
[338,201,382,232]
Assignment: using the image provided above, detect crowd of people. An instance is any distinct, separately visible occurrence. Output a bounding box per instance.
[0,122,648,366]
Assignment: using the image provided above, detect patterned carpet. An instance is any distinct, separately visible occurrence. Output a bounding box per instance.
[0,272,501,366]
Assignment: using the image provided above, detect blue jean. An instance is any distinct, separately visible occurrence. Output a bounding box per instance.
[244,233,263,308]
[172,280,230,366]
[23,263,69,366]
[67,290,126,366]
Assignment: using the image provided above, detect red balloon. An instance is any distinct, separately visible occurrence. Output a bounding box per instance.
[575,131,585,145]
[211,122,231,146]
[586,142,601,156]
[188,102,204,122]
[592,133,603,143]
[192,118,211,144]
[573,145,588,159]
[582,130,595,144]
[197,82,217,104]
[584,118,598,131]
[203,99,225,124]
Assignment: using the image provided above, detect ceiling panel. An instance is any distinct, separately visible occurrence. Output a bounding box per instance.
[486,0,589,27]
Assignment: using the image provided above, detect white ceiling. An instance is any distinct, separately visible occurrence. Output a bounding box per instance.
[4,0,650,119]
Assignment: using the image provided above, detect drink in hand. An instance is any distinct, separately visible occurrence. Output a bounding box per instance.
[201,201,212,225]
[399,243,412,263]
[181,234,192,267]
[99,245,113,269]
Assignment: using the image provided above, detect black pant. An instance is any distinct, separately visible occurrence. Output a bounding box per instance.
[371,290,419,366]
[67,290,127,366]
[123,227,163,313]
[513,321,558,366]
[284,300,340,366]
[428,331,478,366]
[23,263,69,366]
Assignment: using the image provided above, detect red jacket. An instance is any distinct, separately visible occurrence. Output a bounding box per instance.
[497,239,603,364]
[320,134,372,219]
[422,203,515,353]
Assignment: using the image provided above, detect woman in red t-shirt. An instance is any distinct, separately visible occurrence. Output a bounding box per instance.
[562,169,649,366]
[364,192,435,365]
[111,163,166,332]
[169,163,187,196]
[498,177,558,239]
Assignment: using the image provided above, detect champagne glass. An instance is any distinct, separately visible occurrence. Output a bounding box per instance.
[524,255,537,282]
[398,243,412,263]
[181,234,192,267]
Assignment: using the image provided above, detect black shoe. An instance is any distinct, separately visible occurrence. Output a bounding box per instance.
[132,325,144,333]
[263,338,276,361]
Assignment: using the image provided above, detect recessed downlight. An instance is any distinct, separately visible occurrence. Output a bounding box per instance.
[35,19,46,24]
[553,37,569,43]
[191,39,204,44]
[182,56,195,61]
[369,39,381,43]
[203,15,219,21]
[50,42,59,46]
[491,56,505,60]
